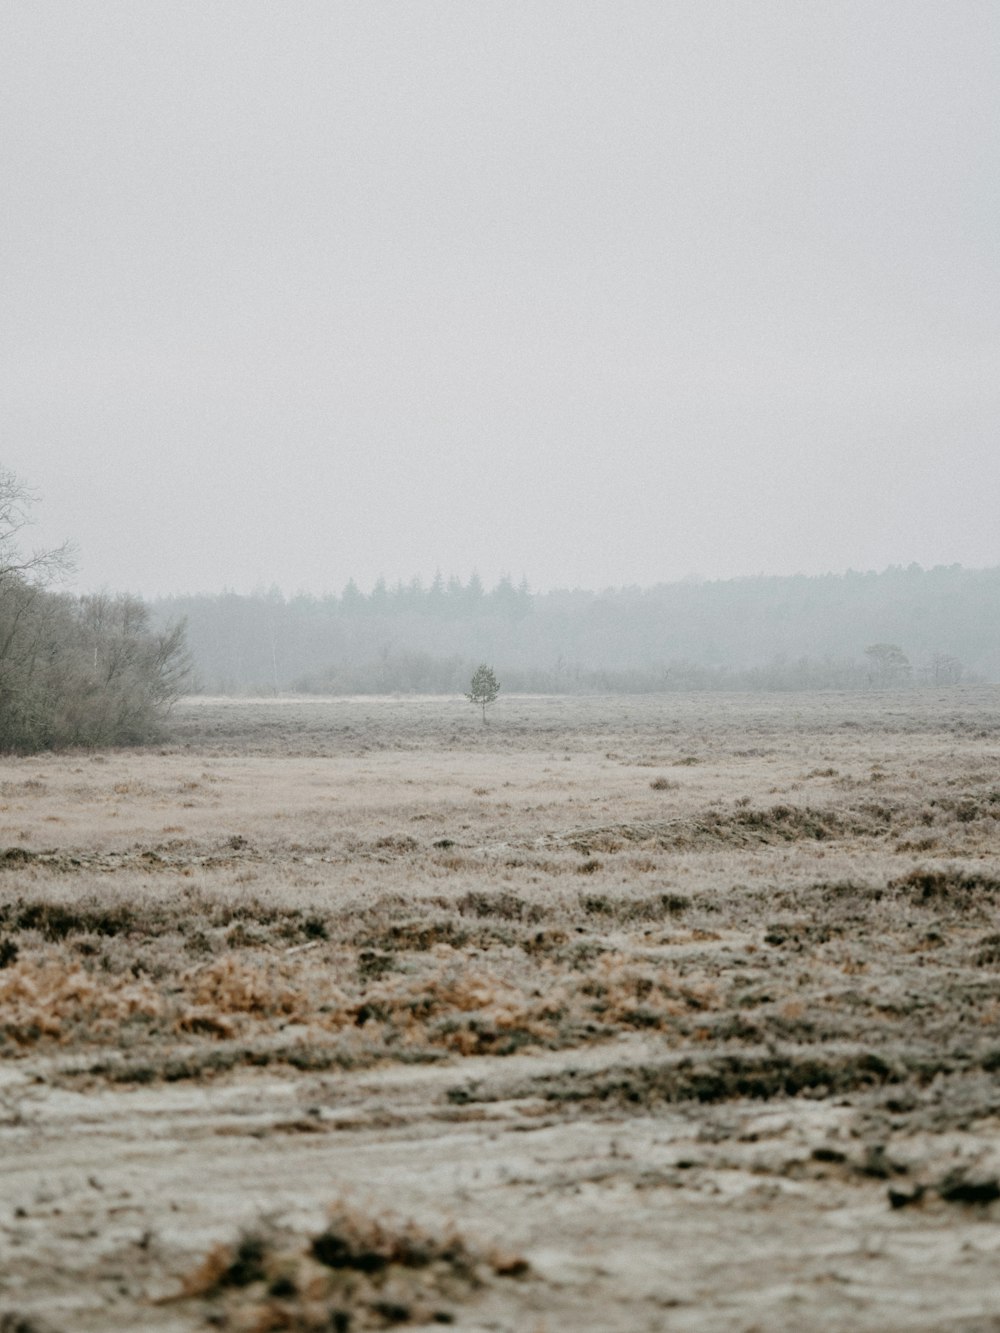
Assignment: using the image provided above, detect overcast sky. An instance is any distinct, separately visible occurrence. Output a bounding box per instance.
[2,1,998,596]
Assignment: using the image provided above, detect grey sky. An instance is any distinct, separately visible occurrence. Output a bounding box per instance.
[2,1,997,596]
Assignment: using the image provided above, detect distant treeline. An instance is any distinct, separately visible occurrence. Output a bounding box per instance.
[152,564,1000,695]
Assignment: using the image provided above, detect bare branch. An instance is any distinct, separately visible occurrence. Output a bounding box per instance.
[0,468,75,586]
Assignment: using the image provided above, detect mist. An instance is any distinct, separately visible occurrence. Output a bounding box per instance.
[3,2,998,597]
[153,566,1000,695]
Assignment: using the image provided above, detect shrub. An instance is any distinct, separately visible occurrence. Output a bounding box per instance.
[0,469,189,751]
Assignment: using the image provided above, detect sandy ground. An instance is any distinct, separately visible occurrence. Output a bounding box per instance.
[2,691,1000,1331]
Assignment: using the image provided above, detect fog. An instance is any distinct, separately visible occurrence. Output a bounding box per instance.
[3,2,998,596]
[157,567,1000,694]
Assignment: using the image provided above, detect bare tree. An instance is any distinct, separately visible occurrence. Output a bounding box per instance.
[0,468,73,586]
[929,652,963,686]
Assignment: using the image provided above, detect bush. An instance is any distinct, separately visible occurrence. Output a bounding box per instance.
[0,586,190,751]
[0,470,190,751]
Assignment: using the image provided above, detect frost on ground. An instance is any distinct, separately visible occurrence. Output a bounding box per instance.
[1,691,1000,1330]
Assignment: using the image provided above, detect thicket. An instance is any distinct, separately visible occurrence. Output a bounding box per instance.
[0,472,189,752]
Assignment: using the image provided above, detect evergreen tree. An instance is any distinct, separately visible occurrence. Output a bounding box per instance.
[466,662,500,722]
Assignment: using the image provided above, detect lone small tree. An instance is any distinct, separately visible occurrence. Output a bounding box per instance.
[467,662,500,723]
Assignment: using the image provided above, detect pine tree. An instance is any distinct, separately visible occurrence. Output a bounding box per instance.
[466,663,500,722]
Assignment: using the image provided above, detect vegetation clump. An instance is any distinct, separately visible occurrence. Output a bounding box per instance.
[173,1201,528,1328]
[0,470,189,752]
[890,865,1000,901]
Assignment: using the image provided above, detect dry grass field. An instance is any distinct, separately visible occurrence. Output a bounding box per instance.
[2,690,1000,1330]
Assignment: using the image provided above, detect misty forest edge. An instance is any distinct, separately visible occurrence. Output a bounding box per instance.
[3,469,998,754]
[155,564,994,697]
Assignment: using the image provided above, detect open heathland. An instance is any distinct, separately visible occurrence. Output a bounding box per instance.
[2,690,1000,1330]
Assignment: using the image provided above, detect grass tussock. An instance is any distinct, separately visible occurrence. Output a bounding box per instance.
[456,890,545,922]
[171,1201,528,1329]
[580,891,691,923]
[0,897,143,940]
[890,865,1000,902]
[561,801,894,855]
[460,1048,902,1110]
